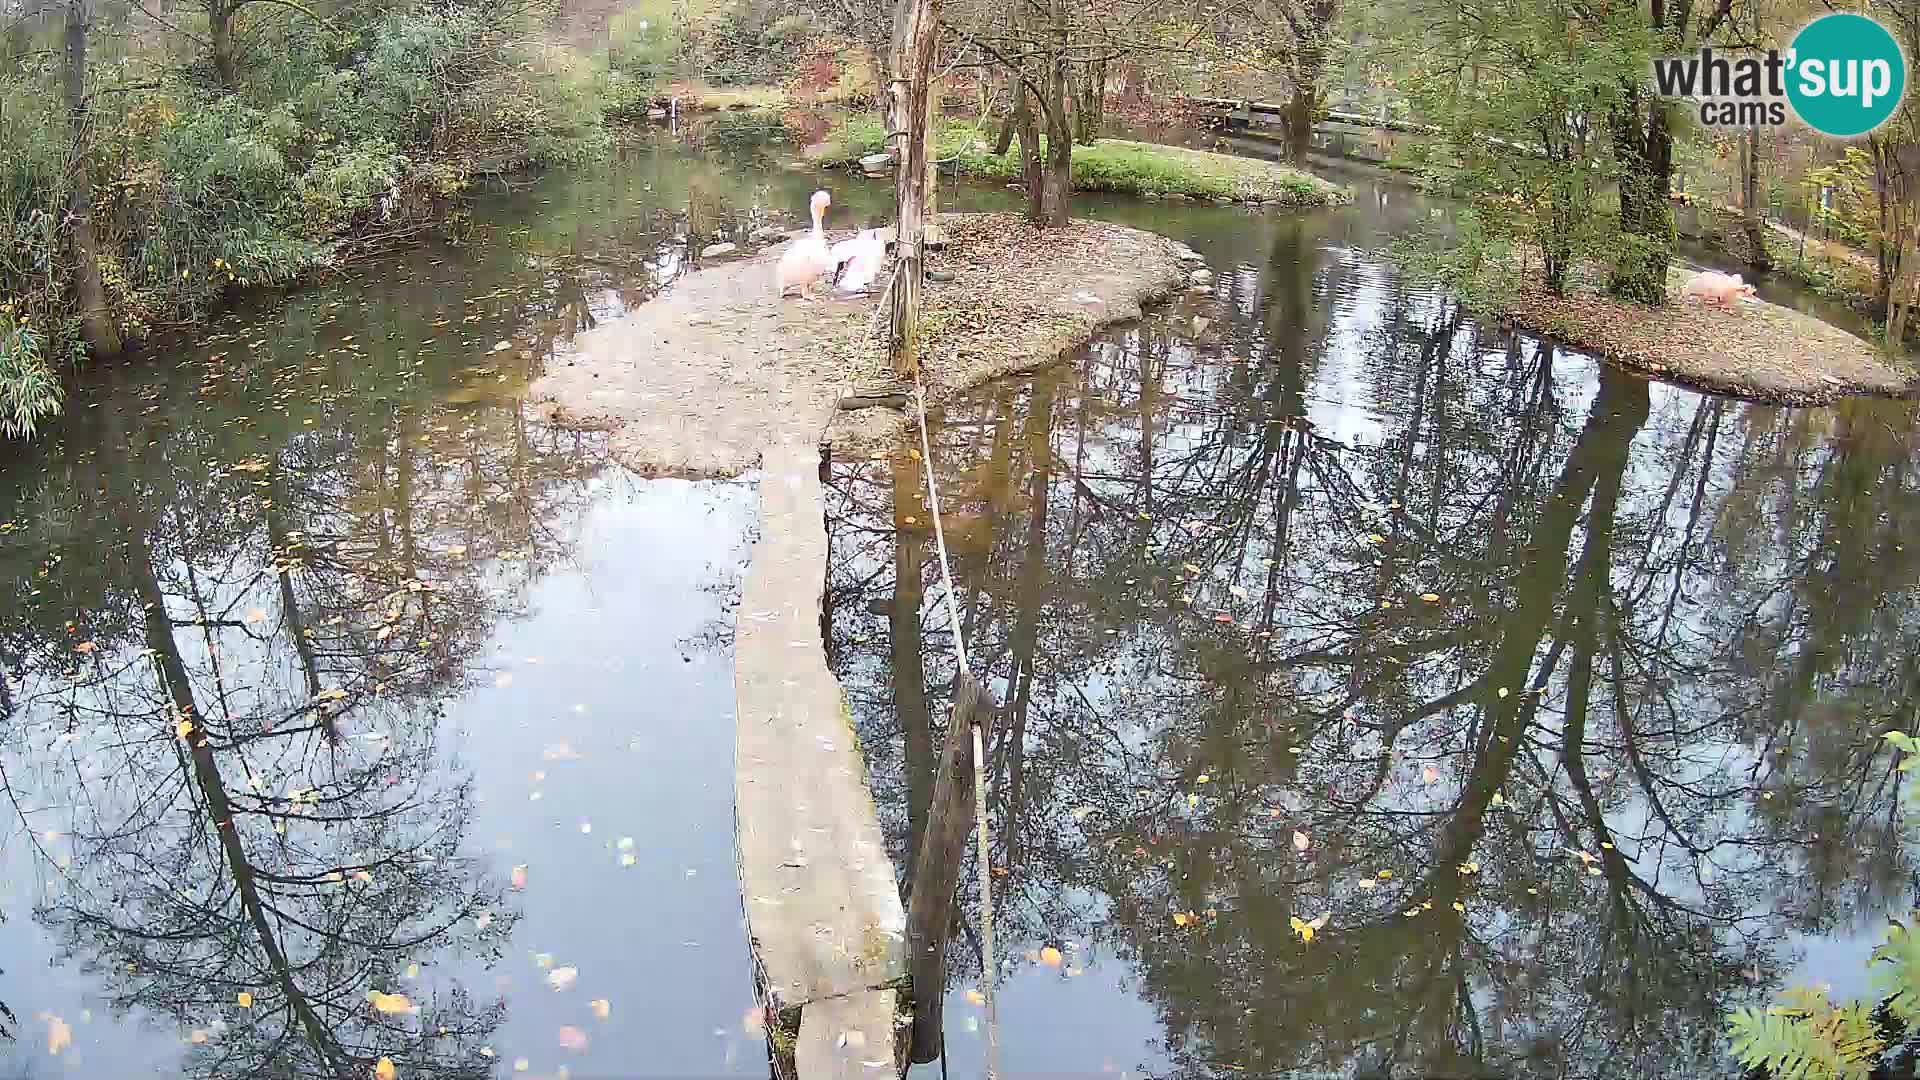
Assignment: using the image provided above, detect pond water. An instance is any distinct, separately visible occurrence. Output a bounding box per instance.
[0,130,1913,1080]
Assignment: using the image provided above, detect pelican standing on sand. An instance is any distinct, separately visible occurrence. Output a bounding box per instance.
[775,190,835,298]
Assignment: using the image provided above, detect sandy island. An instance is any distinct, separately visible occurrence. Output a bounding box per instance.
[1502,267,1917,406]
[528,212,1198,474]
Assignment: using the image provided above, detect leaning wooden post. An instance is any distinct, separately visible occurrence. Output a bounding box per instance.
[905,672,993,1063]
[885,0,941,380]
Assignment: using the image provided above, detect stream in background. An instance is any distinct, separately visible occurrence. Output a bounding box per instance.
[0,128,1913,1080]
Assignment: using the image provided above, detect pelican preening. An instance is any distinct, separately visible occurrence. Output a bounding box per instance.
[829,228,886,294]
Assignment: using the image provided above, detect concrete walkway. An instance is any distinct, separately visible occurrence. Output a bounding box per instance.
[736,440,908,1074]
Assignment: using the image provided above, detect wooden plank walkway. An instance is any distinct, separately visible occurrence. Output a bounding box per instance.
[735,439,908,1072]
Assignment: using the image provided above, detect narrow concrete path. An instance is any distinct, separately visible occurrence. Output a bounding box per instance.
[735,441,908,1066]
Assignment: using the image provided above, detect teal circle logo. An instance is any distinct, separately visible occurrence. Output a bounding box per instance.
[1787,13,1906,137]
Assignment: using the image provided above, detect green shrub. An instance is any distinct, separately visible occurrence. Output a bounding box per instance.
[1725,731,1920,1080]
[0,314,68,439]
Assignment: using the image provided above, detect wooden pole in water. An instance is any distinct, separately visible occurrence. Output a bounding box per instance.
[884,0,941,380]
[905,672,993,1063]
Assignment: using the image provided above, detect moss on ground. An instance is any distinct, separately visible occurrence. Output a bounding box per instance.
[814,116,1348,206]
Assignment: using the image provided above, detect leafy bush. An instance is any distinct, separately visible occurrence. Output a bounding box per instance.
[0,0,609,437]
[1725,731,1920,1080]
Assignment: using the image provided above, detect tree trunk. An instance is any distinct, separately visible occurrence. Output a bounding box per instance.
[1073,62,1102,145]
[209,0,237,86]
[1013,82,1044,224]
[1607,91,1676,305]
[905,676,993,1063]
[1889,226,1918,348]
[1741,124,1771,271]
[1282,82,1315,162]
[1039,49,1072,226]
[64,0,121,358]
[883,0,941,378]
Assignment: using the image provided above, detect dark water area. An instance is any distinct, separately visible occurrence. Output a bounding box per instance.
[823,173,1920,1076]
[0,129,1913,1080]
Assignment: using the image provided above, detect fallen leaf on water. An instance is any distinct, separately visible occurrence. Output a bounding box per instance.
[1040,946,1063,968]
[1070,806,1094,822]
[1357,878,1378,889]
[547,966,578,992]
[177,718,195,740]
[510,865,528,890]
[617,837,635,850]
[1172,912,1192,927]
[1187,793,1198,807]
[480,1048,495,1059]
[73,641,96,654]
[514,1058,529,1072]
[620,853,636,867]
[376,1057,397,1080]
[244,608,268,624]
[591,999,611,1021]
[1196,773,1210,784]
[494,672,514,689]
[742,1007,766,1034]
[45,1014,73,1055]
[237,992,253,1008]
[369,991,415,1015]
[1289,913,1330,944]
[558,1026,589,1052]
[542,742,580,761]
[1377,869,1394,880]
[1420,593,1441,603]
[1497,687,1510,699]
[1293,830,1310,852]
[1491,792,1505,806]
[1421,765,1439,784]
[1183,563,1202,574]
[404,962,419,979]
[964,989,985,1006]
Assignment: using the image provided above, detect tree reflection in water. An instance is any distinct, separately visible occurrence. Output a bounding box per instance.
[0,287,613,1077]
[826,218,1920,1078]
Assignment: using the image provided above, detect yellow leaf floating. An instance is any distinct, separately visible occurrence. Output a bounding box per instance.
[1289,913,1330,944]
[369,991,415,1015]
[375,1057,397,1080]
[237,992,253,1008]
[591,999,611,1021]
[1421,593,1441,603]
[177,718,195,740]
[964,989,985,1006]
[1039,946,1063,968]
[1491,791,1505,806]
[1292,831,1310,852]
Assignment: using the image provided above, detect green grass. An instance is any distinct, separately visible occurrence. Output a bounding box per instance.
[819,117,1348,206]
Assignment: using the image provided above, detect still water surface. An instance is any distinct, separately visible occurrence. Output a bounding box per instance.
[0,133,1912,1079]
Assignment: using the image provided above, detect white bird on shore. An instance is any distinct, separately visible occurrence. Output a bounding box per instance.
[830,228,886,294]
[775,190,834,298]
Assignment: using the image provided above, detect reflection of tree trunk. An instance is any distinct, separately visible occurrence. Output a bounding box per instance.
[1002,371,1056,870]
[893,451,934,867]
[266,465,329,721]
[1425,368,1650,883]
[130,541,354,1079]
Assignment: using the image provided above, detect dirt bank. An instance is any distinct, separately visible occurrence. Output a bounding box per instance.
[1501,268,1918,406]
[527,212,1196,474]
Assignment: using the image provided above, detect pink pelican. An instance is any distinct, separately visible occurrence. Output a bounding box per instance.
[775,190,835,298]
